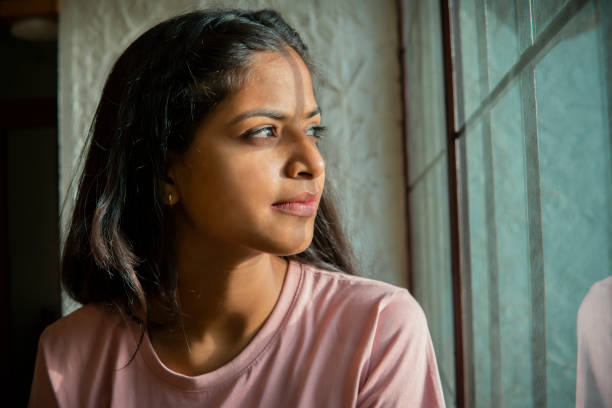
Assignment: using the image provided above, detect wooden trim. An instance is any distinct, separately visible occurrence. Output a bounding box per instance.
[439,0,465,406]
[0,0,59,19]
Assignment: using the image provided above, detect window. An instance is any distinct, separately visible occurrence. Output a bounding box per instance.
[402,0,612,406]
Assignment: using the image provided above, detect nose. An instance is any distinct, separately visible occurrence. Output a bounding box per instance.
[284,129,325,180]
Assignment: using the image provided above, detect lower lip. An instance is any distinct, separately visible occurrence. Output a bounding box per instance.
[271,201,318,217]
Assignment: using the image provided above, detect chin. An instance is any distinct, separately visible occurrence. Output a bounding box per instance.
[279,242,312,257]
[272,240,313,257]
[251,232,314,257]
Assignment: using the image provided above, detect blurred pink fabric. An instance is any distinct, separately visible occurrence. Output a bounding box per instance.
[576,275,612,408]
[29,260,445,407]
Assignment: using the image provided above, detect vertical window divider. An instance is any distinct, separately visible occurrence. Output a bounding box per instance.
[440,1,467,406]
[456,128,474,408]
[520,65,548,408]
[448,1,477,405]
[516,1,548,406]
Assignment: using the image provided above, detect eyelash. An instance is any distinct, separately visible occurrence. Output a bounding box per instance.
[306,125,327,140]
[242,126,277,139]
[242,125,327,141]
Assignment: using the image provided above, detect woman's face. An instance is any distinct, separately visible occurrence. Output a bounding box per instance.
[167,48,325,256]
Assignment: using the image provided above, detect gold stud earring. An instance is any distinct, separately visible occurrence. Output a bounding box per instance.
[168,192,174,207]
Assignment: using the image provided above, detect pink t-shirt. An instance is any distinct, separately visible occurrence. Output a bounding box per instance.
[29,260,445,407]
[576,275,612,408]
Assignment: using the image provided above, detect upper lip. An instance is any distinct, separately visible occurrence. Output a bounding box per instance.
[272,191,320,205]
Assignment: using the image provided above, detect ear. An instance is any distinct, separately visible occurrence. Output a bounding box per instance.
[163,154,180,207]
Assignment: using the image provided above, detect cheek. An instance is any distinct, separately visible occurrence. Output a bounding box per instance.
[216,154,281,209]
[176,147,322,255]
[179,151,282,227]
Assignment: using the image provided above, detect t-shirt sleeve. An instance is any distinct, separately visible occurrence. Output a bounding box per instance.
[357,289,446,408]
[576,278,612,408]
[28,329,59,408]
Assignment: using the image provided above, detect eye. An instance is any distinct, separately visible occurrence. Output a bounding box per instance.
[242,126,278,140]
[306,125,327,140]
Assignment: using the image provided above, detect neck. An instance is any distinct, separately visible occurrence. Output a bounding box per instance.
[150,225,287,361]
[147,211,289,375]
[174,243,287,341]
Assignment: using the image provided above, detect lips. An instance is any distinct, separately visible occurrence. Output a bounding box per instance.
[271,192,320,217]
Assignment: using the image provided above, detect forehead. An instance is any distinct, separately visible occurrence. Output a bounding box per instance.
[227,49,317,114]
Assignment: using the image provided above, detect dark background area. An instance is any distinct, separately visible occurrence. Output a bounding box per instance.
[0,9,61,405]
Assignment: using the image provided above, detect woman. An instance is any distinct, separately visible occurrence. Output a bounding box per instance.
[29,8,445,407]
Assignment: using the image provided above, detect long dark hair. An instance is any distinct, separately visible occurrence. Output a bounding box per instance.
[61,8,356,328]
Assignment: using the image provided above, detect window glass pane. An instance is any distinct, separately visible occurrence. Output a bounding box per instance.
[535,1,612,405]
[533,0,570,36]
[404,0,447,184]
[490,82,533,407]
[457,0,485,123]
[456,0,523,125]
[410,156,456,407]
[465,121,493,408]
[486,0,520,89]
[453,0,612,406]
[466,81,533,407]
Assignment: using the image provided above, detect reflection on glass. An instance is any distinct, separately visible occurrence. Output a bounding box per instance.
[576,276,612,407]
[535,1,612,406]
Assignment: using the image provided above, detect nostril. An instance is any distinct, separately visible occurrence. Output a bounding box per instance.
[298,170,313,177]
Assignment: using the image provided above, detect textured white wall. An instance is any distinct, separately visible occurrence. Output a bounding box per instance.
[59,0,407,312]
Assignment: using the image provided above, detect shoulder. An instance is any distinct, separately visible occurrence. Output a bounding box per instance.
[302,263,423,309]
[580,276,612,308]
[42,302,122,339]
[39,303,134,364]
[298,262,428,333]
[296,265,444,405]
[578,276,612,336]
[33,304,140,406]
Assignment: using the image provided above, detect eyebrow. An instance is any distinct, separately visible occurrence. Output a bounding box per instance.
[229,107,321,125]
